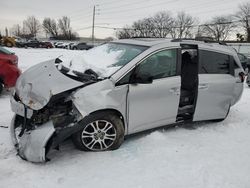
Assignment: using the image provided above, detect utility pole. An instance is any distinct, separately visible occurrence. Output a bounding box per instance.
[92,5,96,45]
[5,27,8,37]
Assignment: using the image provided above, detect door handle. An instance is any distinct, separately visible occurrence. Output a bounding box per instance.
[170,87,180,95]
[198,83,209,90]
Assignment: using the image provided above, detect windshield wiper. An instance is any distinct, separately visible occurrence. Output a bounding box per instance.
[84,69,99,78]
[57,63,103,82]
[72,70,98,81]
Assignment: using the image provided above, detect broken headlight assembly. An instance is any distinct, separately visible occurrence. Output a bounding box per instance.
[30,98,82,129]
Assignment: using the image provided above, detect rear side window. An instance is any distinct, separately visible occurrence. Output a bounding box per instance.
[199,50,230,74]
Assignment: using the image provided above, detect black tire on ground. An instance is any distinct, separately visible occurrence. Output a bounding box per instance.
[72,111,125,151]
[0,82,3,94]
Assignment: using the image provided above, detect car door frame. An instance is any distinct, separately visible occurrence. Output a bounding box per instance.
[193,48,236,121]
[120,47,182,134]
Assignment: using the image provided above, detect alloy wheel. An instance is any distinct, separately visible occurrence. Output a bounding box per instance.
[81,120,117,151]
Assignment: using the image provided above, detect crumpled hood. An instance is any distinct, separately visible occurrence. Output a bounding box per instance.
[15,59,84,110]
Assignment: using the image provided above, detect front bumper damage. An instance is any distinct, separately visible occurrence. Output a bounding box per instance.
[9,59,90,162]
[10,96,55,162]
[10,93,81,163]
[10,116,55,162]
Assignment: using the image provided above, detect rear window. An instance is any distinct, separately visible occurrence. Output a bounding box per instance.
[0,46,13,55]
[199,50,230,74]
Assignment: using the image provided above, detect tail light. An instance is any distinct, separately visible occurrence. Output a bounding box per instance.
[239,72,245,83]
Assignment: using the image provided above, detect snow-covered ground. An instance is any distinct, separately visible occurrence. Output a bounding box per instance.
[0,48,250,188]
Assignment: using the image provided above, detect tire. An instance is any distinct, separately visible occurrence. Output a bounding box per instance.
[0,82,3,95]
[72,111,125,151]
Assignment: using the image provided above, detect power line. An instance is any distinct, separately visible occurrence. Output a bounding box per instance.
[100,0,177,14]
[96,0,235,21]
[97,0,129,6]
[93,19,243,31]
[75,26,92,31]
[99,0,157,11]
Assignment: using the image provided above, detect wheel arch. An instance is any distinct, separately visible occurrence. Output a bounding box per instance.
[88,108,127,134]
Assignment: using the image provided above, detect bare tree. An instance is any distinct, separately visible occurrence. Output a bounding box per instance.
[200,16,235,41]
[11,24,22,37]
[116,11,174,39]
[116,26,135,39]
[170,11,197,39]
[23,16,41,37]
[133,18,155,37]
[58,16,72,39]
[42,18,58,37]
[235,2,250,42]
[151,11,174,37]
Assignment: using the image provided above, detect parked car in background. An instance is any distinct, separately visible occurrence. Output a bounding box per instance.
[41,41,54,48]
[10,38,244,162]
[15,38,26,48]
[0,47,21,94]
[237,53,250,70]
[61,42,71,49]
[66,42,75,49]
[55,42,64,48]
[18,39,44,48]
[52,41,58,47]
[71,42,94,50]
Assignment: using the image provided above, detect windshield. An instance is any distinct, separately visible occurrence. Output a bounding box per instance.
[61,43,148,78]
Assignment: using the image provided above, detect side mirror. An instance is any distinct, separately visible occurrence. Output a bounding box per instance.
[130,72,153,84]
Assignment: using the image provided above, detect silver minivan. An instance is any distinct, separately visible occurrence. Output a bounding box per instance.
[10,39,244,162]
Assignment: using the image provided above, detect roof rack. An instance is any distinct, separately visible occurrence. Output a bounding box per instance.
[171,37,228,46]
[171,38,195,42]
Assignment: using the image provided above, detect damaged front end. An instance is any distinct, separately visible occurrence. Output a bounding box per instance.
[10,59,93,162]
[10,94,82,162]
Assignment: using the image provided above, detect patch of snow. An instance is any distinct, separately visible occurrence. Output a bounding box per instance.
[61,44,124,77]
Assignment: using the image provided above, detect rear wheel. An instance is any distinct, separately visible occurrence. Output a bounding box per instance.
[72,111,125,151]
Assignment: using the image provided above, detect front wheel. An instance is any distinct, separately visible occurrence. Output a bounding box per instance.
[72,111,125,151]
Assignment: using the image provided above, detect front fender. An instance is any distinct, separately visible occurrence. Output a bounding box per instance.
[72,79,128,133]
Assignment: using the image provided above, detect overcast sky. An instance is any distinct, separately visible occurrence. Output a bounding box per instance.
[0,0,248,39]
